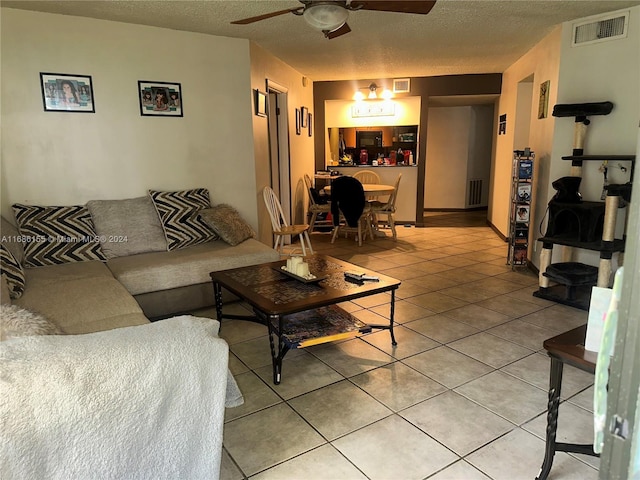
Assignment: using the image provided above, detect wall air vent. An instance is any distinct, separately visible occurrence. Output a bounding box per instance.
[572,11,629,46]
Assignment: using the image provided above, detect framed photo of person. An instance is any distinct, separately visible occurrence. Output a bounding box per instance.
[40,72,95,113]
[138,81,183,117]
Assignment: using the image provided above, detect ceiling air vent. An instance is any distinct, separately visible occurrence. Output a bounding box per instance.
[572,11,629,46]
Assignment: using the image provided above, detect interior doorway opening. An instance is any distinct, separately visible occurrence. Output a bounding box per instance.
[423,95,498,226]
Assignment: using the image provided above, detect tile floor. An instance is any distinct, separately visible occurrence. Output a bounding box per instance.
[198,211,597,480]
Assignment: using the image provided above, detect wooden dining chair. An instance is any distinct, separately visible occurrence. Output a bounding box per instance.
[263,186,314,256]
[353,170,381,185]
[303,174,332,233]
[370,173,402,239]
[353,170,382,228]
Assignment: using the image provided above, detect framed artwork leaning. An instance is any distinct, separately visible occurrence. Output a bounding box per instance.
[40,72,95,113]
[139,81,183,117]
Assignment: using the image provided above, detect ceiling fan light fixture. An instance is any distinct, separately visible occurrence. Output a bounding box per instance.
[303,3,349,31]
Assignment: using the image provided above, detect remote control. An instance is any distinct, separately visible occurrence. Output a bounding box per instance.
[344,272,379,282]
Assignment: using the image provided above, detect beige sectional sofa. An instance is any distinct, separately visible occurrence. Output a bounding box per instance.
[1,190,280,334]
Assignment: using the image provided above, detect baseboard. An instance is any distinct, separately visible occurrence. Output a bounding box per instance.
[423,207,488,212]
[486,219,507,242]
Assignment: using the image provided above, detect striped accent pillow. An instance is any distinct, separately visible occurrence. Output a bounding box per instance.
[12,204,106,267]
[148,189,216,251]
[0,245,25,299]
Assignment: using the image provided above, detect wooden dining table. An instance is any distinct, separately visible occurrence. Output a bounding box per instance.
[323,183,395,197]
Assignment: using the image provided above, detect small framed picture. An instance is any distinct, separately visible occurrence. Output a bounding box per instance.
[255,89,267,117]
[295,108,301,135]
[138,81,183,117]
[308,113,313,137]
[40,72,95,113]
[538,80,550,119]
[393,78,410,93]
[301,106,308,127]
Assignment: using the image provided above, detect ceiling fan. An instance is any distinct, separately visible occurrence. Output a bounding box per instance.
[231,1,437,39]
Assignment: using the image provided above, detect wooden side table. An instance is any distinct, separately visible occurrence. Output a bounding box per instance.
[536,324,599,480]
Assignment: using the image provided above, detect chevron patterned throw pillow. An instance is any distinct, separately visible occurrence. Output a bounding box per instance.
[12,204,107,267]
[149,188,216,251]
[0,245,25,299]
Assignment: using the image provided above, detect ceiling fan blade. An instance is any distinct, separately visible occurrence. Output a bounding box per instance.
[325,23,351,39]
[230,7,301,25]
[350,1,436,15]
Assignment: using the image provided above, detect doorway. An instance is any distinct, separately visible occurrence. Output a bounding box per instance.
[424,95,498,223]
[266,80,292,224]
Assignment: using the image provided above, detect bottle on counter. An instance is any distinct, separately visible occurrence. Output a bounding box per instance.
[359,149,369,165]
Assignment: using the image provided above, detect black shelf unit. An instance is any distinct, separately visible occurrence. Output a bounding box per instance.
[507,150,534,269]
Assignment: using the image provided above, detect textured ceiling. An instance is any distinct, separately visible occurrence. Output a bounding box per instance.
[3,0,639,81]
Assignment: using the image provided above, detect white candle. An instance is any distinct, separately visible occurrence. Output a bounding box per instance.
[296,262,310,277]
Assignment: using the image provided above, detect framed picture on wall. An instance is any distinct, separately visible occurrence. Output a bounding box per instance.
[138,81,183,117]
[538,80,550,119]
[308,113,313,137]
[295,108,301,135]
[255,90,267,117]
[301,106,309,127]
[40,72,95,113]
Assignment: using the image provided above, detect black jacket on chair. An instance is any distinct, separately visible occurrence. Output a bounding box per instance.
[330,176,365,227]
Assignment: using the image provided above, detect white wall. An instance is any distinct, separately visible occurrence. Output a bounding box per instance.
[249,43,315,244]
[425,105,493,209]
[425,106,471,209]
[551,6,639,268]
[493,5,639,270]
[490,26,562,247]
[467,105,494,207]
[514,80,534,149]
[1,9,259,226]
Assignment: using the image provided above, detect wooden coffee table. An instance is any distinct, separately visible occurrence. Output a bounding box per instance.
[210,254,401,384]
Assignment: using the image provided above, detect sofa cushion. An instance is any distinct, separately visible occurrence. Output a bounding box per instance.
[107,239,280,295]
[87,196,167,259]
[199,204,255,246]
[13,262,148,334]
[12,204,106,267]
[0,245,25,299]
[20,260,114,290]
[0,304,63,341]
[1,216,24,264]
[149,189,216,251]
[1,275,11,305]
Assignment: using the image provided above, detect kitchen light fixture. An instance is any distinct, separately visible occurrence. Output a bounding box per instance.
[368,83,378,99]
[353,82,393,101]
[300,2,349,32]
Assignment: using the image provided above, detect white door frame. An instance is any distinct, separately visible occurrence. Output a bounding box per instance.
[266,79,292,224]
